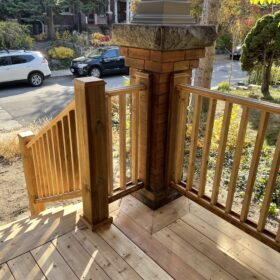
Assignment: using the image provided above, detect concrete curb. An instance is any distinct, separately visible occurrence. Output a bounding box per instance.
[49,70,73,80]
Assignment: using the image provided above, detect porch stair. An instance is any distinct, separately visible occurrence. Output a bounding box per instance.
[0,195,279,280]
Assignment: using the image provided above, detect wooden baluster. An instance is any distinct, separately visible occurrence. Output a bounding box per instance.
[46,130,57,195]
[211,102,233,205]
[186,94,202,190]
[42,134,52,197]
[62,116,74,192]
[225,106,250,213]
[106,96,114,195]
[52,125,63,195]
[119,93,127,189]
[33,142,43,198]
[276,224,280,243]
[57,121,68,194]
[198,98,217,197]
[18,132,45,215]
[74,77,111,229]
[131,90,139,185]
[37,138,47,197]
[240,111,269,222]
[68,110,80,191]
[257,133,280,231]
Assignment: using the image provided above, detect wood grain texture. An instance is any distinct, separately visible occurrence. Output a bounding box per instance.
[225,106,250,213]
[8,252,46,280]
[113,211,203,280]
[0,263,14,280]
[53,233,110,280]
[32,242,78,280]
[240,111,270,222]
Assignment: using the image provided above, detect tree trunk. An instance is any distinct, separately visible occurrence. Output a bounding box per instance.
[194,0,221,111]
[47,6,55,40]
[261,57,272,98]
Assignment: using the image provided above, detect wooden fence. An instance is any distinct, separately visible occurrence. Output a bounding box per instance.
[19,76,149,218]
[168,84,280,251]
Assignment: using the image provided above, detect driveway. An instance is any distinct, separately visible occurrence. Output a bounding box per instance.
[0,55,247,130]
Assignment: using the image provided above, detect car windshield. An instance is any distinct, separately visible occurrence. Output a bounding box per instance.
[86,49,104,58]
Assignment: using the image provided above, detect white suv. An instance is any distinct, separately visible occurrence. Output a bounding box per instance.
[0,50,51,87]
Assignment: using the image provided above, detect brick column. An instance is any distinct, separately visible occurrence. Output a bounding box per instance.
[119,47,206,208]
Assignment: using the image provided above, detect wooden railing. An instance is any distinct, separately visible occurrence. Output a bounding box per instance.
[105,83,148,203]
[168,84,280,251]
[19,76,149,217]
[19,101,81,215]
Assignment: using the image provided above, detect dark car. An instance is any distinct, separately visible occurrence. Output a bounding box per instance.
[70,47,129,78]
[228,45,242,60]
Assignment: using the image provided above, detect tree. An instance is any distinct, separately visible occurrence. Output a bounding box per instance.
[241,11,280,98]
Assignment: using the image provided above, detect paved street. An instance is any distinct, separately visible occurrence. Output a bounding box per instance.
[0,55,247,130]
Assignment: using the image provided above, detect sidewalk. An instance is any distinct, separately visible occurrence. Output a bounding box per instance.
[0,106,22,131]
[50,69,72,79]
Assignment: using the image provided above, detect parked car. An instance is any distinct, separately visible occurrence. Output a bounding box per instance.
[0,50,51,87]
[70,47,129,78]
[228,45,242,60]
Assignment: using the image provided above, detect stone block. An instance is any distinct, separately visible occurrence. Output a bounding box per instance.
[128,47,151,60]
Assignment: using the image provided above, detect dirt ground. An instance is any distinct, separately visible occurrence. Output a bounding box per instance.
[0,159,29,225]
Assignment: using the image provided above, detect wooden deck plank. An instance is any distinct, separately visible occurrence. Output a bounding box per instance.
[53,233,110,280]
[113,211,204,280]
[73,228,142,280]
[0,263,14,280]
[31,242,78,280]
[151,196,190,233]
[170,219,264,280]
[97,224,173,280]
[189,202,280,268]
[182,211,280,280]
[7,252,45,280]
[154,227,235,280]
[0,207,83,264]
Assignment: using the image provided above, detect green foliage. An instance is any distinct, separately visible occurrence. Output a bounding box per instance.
[249,65,280,85]
[241,11,280,97]
[250,0,280,4]
[216,33,232,51]
[0,21,33,49]
[48,46,75,60]
[241,12,280,72]
[268,203,278,216]
[217,81,230,92]
[34,33,47,42]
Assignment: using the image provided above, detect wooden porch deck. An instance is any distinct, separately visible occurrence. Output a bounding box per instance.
[0,196,279,280]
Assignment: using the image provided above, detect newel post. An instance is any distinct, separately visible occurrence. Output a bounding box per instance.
[18,131,45,216]
[74,77,112,230]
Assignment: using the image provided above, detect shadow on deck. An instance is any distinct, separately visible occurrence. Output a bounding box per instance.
[0,195,279,280]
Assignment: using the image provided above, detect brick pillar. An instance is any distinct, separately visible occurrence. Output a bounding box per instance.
[120,47,206,208]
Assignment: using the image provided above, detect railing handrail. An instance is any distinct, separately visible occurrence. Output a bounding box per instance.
[26,100,76,149]
[178,84,280,115]
[105,84,146,97]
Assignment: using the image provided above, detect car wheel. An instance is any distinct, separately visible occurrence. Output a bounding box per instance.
[29,72,44,87]
[90,67,101,78]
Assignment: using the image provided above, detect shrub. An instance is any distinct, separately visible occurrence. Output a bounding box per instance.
[48,46,75,60]
[217,81,230,92]
[248,65,280,86]
[34,33,47,42]
[0,21,33,49]
[91,32,111,46]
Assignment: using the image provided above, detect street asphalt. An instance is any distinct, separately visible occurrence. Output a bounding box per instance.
[0,55,247,130]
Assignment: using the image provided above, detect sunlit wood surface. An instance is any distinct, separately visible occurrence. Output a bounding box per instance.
[0,196,279,280]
